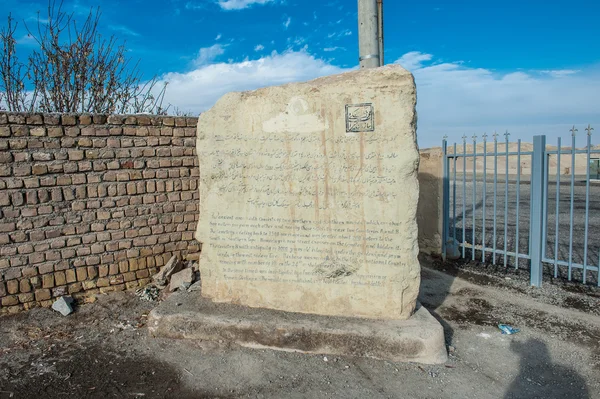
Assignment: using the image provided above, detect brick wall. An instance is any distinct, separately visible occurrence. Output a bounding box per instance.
[0,112,200,313]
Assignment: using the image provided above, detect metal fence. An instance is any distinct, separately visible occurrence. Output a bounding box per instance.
[442,126,600,287]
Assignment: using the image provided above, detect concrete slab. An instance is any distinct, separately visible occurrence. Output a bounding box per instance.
[148,290,447,365]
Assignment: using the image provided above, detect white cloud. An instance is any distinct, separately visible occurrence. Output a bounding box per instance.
[185,1,206,10]
[323,46,344,52]
[254,44,265,51]
[395,52,600,147]
[283,16,291,29]
[217,0,274,10]
[193,44,226,66]
[108,24,140,37]
[327,29,352,39]
[539,69,580,78]
[286,36,306,47]
[157,49,347,113]
[215,33,222,40]
[16,34,37,46]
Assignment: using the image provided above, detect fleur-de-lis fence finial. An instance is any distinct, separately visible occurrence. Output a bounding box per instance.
[472,134,477,142]
[443,134,448,141]
[462,134,467,142]
[585,124,594,136]
[482,132,488,141]
[493,131,498,142]
[570,125,578,136]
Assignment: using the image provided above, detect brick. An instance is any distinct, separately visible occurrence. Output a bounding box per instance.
[0,151,12,163]
[96,265,108,278]
[135,269,149,279]
[81,280,96,290]
[11,125,29,136]
[65,269,77,283]
[13,164,31,176]
[93,114,107,124]
[38,205,53,214]
[78,137,92,147]
[79,114,92,125]
[18,292,35,303]
[37,262,54,274]
[0,192,9,206]
[25,113,43,124]
[17,244,34,254]
[30,127,46,136]
[61,114,77,125]
[47,126,64,137]
[68,282,82,294]
[109,263,119,275]
[0,223,15,233]
[34,289,52,301]
[6,280,19,294]
[76,267,87,281]
[41,113,60,124]
[96,277,110,287]
[52,286,68,297]
[29,276,41,289]
[21,266,38,278]
[119,260,129,273]
[0,126,10,137]
[124,116,137,125]
[54,271,66,286]
[87,266,98,279]
[109,275,124,285]
[2,296,19,306]
[19,279,32,293]
[32,164,48,175]
[68,150,84,160]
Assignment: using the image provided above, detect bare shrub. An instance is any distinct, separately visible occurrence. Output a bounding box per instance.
[0,0,167,114]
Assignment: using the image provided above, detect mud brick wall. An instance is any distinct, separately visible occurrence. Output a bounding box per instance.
[0,112,200,313]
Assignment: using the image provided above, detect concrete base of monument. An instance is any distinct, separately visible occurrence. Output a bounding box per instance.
[148,290,448,365]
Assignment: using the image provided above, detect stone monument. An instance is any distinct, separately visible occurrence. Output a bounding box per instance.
[149,65,447,364]
[197,65,420,319]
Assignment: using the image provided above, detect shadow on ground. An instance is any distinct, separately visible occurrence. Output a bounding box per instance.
[418,254,455,347]
[505,338,589,399]
[0,343,216,399]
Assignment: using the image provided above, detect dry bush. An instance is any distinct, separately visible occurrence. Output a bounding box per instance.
[0,0,167,114]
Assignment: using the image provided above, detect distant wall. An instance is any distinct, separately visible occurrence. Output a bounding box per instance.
[0,112,200,313]
[417,148,443,255]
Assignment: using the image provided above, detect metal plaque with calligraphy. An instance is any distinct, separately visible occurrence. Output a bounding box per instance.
[345,103,374,133]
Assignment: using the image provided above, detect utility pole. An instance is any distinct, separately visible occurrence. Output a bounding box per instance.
[377,0,384,66]
[358,0,383,68]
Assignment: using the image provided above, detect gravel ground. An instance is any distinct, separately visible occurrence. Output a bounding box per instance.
[1,254,599,399]
[449,179,600,284]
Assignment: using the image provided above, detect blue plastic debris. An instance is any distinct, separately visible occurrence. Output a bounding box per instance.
[498,324,520,335]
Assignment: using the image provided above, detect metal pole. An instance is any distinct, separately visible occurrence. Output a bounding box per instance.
[358,0,380,68]
[530,135,546,287]
[377,0,384,66]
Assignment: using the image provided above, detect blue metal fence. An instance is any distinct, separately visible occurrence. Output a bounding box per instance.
[442,126,600,287]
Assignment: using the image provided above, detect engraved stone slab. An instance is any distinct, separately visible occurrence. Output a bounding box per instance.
[196,65,420,320]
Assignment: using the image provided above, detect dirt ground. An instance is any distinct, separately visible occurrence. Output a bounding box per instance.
[1,255,599,399]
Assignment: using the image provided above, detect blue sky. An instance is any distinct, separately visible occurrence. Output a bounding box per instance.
[1,0,599,147]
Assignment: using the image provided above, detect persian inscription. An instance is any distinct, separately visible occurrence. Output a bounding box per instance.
[201,131,400,212]
[346,103,374,133]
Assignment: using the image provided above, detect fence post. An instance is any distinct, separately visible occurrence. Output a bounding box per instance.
[442,138,449,261]
[530,135,546,287]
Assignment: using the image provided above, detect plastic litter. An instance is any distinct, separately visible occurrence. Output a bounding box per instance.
[498,324,520,335]
[136,285,161,301]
